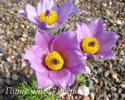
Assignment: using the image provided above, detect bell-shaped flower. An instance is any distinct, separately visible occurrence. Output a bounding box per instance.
[23,30,87,89]
[21,0,79,30]
[76,18,118,59]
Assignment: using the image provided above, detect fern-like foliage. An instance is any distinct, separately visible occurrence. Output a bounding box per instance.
[17,76,57,100]
[76,74,88,86]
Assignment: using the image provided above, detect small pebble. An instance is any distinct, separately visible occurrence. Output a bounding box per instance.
[7,57,11,62]
[118,88,122,94]
[120,50,124,55]
[112,73,118,80]
[11,73,19,80]
[120,84,125,88]
[78,85,90,96]
[116,19,122,25]
[111,87,116,92]
[104,71,110,78]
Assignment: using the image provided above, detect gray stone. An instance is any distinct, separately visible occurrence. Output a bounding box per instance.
[118,88,122,94]
[116,19,122,25]
[104,71,110,78]
[120,50,124,55]
[11,73,19,80]
[97,72,103,79]
[120,84,125,88]
[88,79,93,89]
[111,93,119,100]
[1,72,10,79]
[111,87,117,92]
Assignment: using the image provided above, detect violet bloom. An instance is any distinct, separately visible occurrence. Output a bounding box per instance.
[23,30,86,89]
[22,0,79,30]
[76,19,118,59]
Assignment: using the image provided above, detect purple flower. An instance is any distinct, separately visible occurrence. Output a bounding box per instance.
[22,0,79,30]
[76,18,118,59]
[23,30,86,89]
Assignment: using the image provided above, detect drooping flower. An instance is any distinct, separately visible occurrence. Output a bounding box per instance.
[76,18,118,59]
[21,0,79,30]
[23,30,87,89]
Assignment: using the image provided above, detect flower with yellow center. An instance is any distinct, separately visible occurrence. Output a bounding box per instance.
[24,0,79,29]
[39,10,58,25]
[45,51,64,70]
[24,31,87,89]
[81,37,100,54]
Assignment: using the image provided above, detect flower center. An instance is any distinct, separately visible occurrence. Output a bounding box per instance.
[39,10,58,25]
[81,37,100,54]
[45,51,64,70]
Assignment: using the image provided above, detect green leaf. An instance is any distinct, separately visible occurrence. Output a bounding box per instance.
[76,74,88,86]
[17,76,57,100]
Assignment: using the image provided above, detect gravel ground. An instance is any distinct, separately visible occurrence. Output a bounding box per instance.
[0,0,125,100]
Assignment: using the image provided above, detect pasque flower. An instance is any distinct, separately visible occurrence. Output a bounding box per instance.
[23,30,87,89]
[22,0,79,30]
[76,18,118,59]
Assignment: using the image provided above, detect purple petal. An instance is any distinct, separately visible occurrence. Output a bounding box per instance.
[67,64,86,75]
[51,31,87,74]
[61,49,86,70]
[89,18,104,35]
[49,69,73,89]
[36,71,54,88]
[61,49,86,75]
[26,4,38,24]
[23,46,48,73]
[95,50,115,60]
[19,12,27,17]
[76,23,92,42]
[45,23,60,29]
[37,0,54,15]
[57,0,79,24]
[51,31,79,52]
[37,22,47,29]
[37,0,44,15]
[96,32,118,52]
[67,73,75,87]
[35,20,47,30]
[35,29,54,50]
[52,4,58,12]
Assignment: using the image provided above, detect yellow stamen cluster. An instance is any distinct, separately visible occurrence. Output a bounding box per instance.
[45,51,64,70]
[39,10,58,25]
[81,37,100,54]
